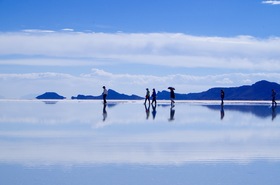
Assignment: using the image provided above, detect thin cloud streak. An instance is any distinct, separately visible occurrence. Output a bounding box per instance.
[262,0,280,5]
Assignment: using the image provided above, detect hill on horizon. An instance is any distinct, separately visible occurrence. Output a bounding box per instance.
[35,80,279,101]
[36,92,66,99]
[186,80,280,100]
[156,80,280,100]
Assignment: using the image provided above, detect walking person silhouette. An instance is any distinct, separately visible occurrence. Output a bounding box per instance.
[144,88,150,105]
[151,88,157,106]
[168,87,175,105]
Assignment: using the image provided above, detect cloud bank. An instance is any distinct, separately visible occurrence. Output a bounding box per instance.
[1,31,280,71]
[1,30,280,98]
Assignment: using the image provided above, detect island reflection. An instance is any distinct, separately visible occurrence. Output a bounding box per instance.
[205,103,278,120]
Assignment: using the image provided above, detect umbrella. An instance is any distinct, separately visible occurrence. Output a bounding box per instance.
[168,87,175,90]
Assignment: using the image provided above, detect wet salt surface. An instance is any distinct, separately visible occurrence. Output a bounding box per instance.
[0,100,279,185]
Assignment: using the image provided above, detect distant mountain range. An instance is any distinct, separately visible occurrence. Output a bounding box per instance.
[35,80,279,100]
[157,80,280,100]
[71,89,143,100]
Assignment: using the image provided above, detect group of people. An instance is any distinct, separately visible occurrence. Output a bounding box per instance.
[144,87,175,106]
[101,86,277,122]
[144,88,157,106]
[102,86,176,105]
[103,86,277,107]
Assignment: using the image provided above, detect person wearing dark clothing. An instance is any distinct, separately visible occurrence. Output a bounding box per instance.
[272,89,277,107]
[144,88,150,105]
[151,88,157,106]
[169,88,175,105]
[102,86,108,104]
[221,90,225,105]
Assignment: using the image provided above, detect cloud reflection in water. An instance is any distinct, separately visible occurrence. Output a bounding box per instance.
[0,100,279,166]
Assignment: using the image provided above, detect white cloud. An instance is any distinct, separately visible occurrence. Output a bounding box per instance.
[1,70,280,99]
[0,31,280,71]
[262,0,280,5]
[1,31,280,98]
[61,28,74,32]
[22,29,56,33]
[216,78,233,84]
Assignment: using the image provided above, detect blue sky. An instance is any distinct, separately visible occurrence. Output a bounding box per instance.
[1,0,280,98]
[1,0,280,36]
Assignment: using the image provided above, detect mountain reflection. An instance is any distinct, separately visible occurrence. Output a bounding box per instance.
[205,104,278,120]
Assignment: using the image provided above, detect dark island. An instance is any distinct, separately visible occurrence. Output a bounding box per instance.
[36,92,66,99]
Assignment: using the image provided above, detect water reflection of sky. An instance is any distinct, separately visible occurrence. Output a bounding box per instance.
[0,100,280,185]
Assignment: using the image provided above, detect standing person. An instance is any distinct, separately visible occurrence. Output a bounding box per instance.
[144,88,150,105]
[151,88,157,106]
[168,87,175,105]
[272,89,277,107]
[221,90,225,105]
[102,86,108,104]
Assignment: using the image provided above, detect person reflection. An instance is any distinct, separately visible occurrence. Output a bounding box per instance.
[102,103,107,121]
[168,106,175,121]
[272,106,277,121]
[271,89,277,107]
[220,104,225,120]
[152,104,157,120]
[145,103,150,120]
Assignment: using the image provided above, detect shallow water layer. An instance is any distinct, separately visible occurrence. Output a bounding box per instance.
[0,100,279,185]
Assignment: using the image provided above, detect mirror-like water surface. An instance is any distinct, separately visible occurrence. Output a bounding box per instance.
[0,100,279,185]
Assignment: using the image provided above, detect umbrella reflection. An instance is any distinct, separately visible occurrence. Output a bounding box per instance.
[168,105,175,121]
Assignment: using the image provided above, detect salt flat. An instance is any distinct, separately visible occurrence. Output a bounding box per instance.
[0,100,279,185]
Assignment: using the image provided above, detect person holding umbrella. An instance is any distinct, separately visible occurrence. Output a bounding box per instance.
[168,87,175,105]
